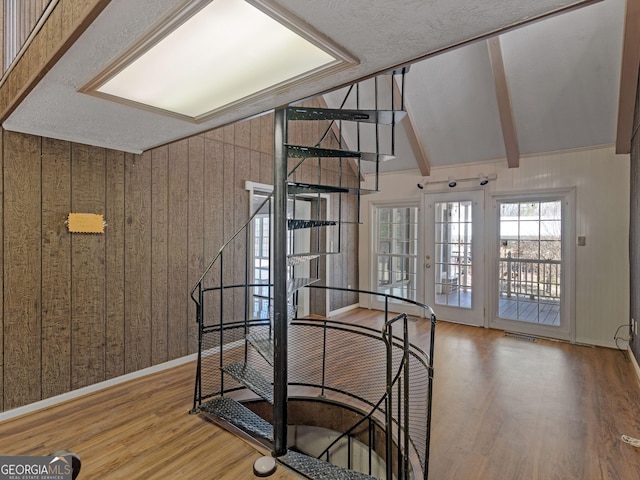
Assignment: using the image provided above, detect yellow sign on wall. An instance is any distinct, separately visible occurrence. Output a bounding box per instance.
[67,213,105,234]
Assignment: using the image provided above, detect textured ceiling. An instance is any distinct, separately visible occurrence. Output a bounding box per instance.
[1,0,621,173]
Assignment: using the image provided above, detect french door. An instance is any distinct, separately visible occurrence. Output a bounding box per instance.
[489,191,575,341]
[424,190,485,326]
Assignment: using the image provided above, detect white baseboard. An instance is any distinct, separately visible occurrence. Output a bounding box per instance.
[0,339,244,423]
[629,345,640,386]
[328,303,360,318]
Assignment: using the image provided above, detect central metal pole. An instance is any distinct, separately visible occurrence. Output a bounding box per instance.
[273,107,289,457]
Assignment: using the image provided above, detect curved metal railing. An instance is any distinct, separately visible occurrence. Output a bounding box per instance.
[192,282,436,480]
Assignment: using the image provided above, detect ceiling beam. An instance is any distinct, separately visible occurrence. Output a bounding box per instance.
[487,36,520,168]
[615,0,640,155]
[388,75,431,176]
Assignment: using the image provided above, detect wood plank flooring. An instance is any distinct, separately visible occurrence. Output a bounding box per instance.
[0,362,299,480]
[0,309,639,479]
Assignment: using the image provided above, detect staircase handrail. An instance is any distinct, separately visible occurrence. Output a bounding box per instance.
[189,191,274,306]
[315,312,407,460]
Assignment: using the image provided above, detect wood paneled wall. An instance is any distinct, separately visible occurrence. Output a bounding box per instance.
[0,102,359,412]
[629,66,640,365]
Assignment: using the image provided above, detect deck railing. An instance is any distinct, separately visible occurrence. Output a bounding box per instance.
[499,253,561,300]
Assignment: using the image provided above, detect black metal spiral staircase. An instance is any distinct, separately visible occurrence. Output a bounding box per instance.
[190,69,436,480]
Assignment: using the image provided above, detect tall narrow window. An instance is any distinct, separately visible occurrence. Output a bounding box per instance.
[252,194,272,319]
[374,205,418,302]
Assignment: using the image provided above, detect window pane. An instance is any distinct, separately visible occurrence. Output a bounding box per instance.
[374,206,418,303]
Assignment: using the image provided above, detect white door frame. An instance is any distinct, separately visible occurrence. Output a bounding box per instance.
[487,188,576,342]
[368,200,423,317]
[245,181,331,317]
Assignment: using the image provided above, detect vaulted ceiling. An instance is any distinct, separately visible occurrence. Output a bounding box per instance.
[1,0,629,175]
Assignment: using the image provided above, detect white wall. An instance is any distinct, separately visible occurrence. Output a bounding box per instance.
[359,146,630,348]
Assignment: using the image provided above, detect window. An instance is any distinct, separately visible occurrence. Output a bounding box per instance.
[252,193,272,319]
[374,205,418,302]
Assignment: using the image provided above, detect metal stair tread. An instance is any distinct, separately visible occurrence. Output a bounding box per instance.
[288,182,378,196]
[288,219,337,230]
[246,331,274,366]
[286,106,406,125]
[288,277,319,295]
[279,450,377,480]
[286,145,395,162]
[287,252,340,265]
[221,362,273,403]
[288,182,349,195]
[199,397,273,442]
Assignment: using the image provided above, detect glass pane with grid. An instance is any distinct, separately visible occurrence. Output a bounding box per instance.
[375,206,418,303]
[434,201,473,308]
[498,200,561,325]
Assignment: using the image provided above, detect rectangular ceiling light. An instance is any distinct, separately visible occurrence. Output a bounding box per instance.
[85,0,355,121]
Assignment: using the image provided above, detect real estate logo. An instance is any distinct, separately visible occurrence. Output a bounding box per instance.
[0,455,73,480]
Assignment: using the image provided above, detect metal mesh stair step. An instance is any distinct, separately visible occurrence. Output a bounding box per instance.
[221,362,273,403]
[287,253,320,266]
[288,219,337,230]
[286,145,394,162]
[288,277,319,296]
[199,397,273,442]
[287,106,406,125]
[246,331,274,366]
[279,450,377,480]
[288,182,378,196]
[288,182,349,195]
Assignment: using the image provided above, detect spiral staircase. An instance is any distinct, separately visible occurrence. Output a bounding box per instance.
[190,69,437,480]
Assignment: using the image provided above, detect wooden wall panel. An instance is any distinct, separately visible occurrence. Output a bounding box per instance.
[235,119,251,150]
[260,113,274,155]
[0,97,360,411]
[203,137,224,326]
[630,66,640,364]
[124,151,152,373]
[233,146,251,320]
[0,130,3,412]
[250,116,262,154]
[188,137,205,353]
[222,144,235,294]
[3,131,41,409]
[260,152,274,186]
[167,139,189,359]
[105,149,126,379]
[70,143,105,389]
[151,146,169,365]
[45,3,63,58]
[41,137,71,398]
[250,149,261,183]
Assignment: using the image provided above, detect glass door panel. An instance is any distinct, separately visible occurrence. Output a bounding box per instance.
[497,200,562,326]
[425,190,484,326]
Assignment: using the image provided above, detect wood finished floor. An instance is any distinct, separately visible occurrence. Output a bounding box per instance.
[0,309,639,479]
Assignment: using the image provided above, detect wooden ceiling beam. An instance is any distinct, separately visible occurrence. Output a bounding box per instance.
[615,0,640,154]
[487,36,520,168]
